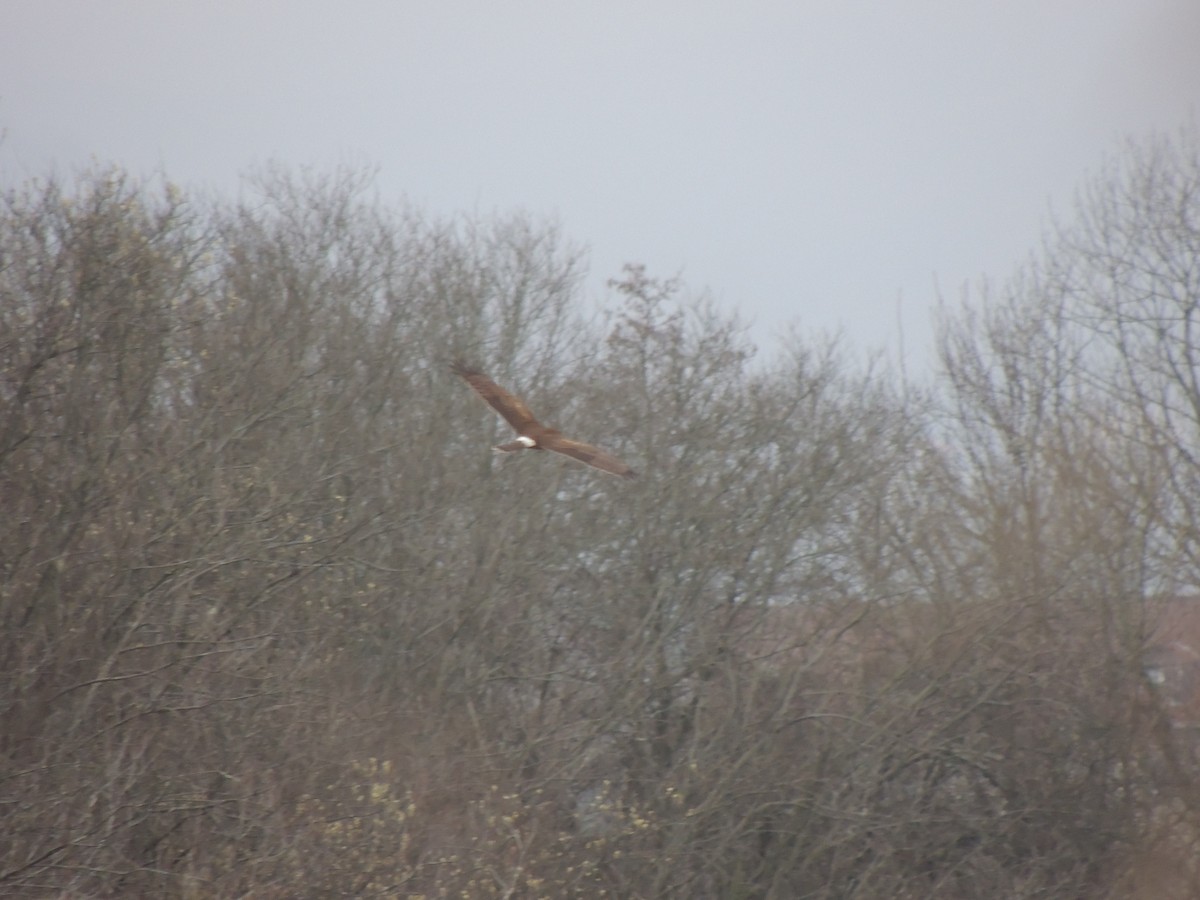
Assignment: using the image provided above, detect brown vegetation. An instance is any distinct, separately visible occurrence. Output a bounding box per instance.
[3,132,1200,897]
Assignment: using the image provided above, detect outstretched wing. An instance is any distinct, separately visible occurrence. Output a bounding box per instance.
[451,362,540,434]
[540,432,638,479]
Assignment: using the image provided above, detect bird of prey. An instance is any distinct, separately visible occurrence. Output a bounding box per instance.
[451,362,637,479]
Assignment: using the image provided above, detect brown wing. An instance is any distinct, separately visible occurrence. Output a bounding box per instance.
[450,362,541,434]
[540,432,638,479]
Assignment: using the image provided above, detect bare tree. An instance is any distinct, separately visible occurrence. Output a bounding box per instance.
[6,139,1200,897]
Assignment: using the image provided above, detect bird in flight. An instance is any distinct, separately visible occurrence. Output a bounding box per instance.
[451,362,637,479]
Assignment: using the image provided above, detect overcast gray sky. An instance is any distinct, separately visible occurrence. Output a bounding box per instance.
[3,1,1199,370]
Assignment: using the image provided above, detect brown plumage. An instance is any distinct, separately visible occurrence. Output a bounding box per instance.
[451,362,637,479]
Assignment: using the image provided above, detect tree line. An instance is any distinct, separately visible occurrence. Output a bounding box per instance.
[3,132,1200,897]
